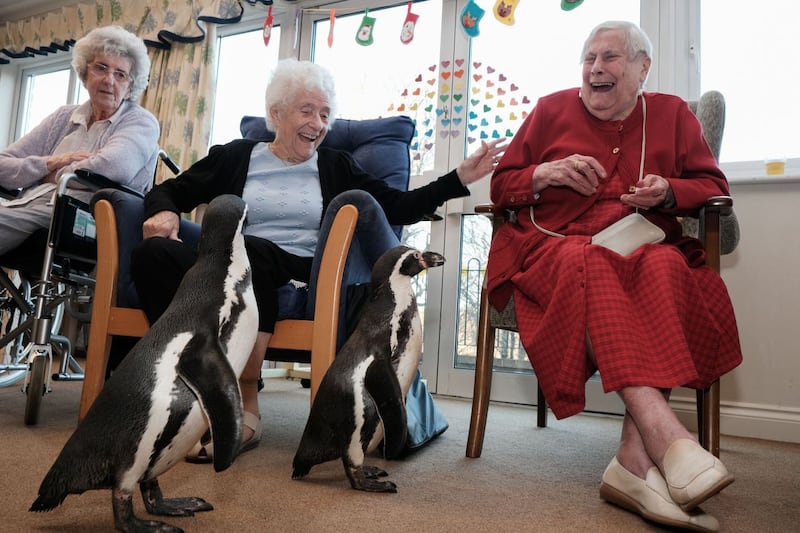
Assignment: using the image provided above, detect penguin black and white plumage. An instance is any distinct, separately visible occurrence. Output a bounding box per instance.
[292,245,445,492]
[30,194,258,532]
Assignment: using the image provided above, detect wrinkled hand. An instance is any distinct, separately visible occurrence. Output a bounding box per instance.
[44,151,93,183]
[620,173,673,209]
[456,138,508,185]
[142,210,182,241]
[532,154,607,196]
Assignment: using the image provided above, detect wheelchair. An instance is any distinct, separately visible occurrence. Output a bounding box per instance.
[0,154,177,425]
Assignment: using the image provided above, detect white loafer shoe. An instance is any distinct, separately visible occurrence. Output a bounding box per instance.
[662,439,734,510]
[600,457,720,532]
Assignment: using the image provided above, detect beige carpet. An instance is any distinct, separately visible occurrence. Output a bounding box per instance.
[2,377,798,532]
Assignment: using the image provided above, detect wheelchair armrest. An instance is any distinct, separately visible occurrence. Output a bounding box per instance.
[0,184,21,200]
[74,169,144,198]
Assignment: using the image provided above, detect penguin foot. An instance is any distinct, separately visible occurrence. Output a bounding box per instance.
[361,465,390,479]
[114,487,186,533]
[140,478,213,517]
[347,465,398,493]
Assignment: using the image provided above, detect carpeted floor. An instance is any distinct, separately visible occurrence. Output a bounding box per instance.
[2,377,798,532]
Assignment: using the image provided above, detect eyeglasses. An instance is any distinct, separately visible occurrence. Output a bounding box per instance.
[88,62,131,83]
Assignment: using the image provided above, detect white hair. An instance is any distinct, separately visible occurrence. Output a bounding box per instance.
[72,25,151,102]
[263,58,337,132]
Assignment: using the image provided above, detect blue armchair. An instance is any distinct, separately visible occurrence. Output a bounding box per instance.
[79,116,416,420]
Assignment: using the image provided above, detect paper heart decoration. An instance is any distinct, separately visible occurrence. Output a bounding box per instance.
[499,74,507,82]
[424,129,434,138]
[495,115,502,123]
[455,69,465,78]
[510,83,519,91]
[387,103,395,111]
[426,91,435,98]
[413,153,421,160]
[397,104,406,111]
[486,80,495,88]
[483,105,491,113]
[429,65,437,71]
[472,87,480,94]
[410,103,418,110]
[453,118,463,125]
[505,129,513,136]
[435,108,445,116]
[522,96,531,104]
[427,79,436,85]
[471,99,480,106]
[453,94,463,101]
[473,74,483,82]
[454,81,464,91]
[468,136,476,144]
[473,61,482,68]
[410,142,419,150]
[492,130,500,138]
[497,100,505,108]
[469,111,478,119]
[468,123,478,131]
[487,66,495,73]
[401,89,408,96]
[424,142,433,150]
[485,91,494,99]
[442,118,451,126]
[415,74,423,82]
[441,71,452,80]
[480,131,489,139]
[413,88,421,95]
[441,83,450,93]
[480,118,489,126]
[497,87,506,95]
[441,60,450,68]
[425,104,433,112]
[509,112,517,120]
[510,98,518,105]
[456,59,465,66]
[454,105,464,114]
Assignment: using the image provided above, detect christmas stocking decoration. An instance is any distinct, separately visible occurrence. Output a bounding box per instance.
[262,6,274,46]
[355,9,376,46]
[494,0,519,25]
[400,2,420,44]
[460,0,485,38]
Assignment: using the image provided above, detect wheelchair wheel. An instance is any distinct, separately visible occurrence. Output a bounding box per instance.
[24,353,48,425]
[0,272,33,387]
[0,272,65,388]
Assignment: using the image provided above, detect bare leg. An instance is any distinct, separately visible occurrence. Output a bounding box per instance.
[617,386,695,476]
[239,332,271,441]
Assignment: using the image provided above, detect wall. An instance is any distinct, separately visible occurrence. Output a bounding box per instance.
[672,178,800,443]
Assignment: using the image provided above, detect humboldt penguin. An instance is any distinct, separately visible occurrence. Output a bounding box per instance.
[292,245,445,492]
[30,194,258,532]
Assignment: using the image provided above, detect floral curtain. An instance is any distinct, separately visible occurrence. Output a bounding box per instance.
[0,0,272,183]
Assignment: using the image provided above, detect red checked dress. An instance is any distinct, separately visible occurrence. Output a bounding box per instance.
[487,89,743,419]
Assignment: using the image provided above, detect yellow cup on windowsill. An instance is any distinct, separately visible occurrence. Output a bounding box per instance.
[765,157,786,176]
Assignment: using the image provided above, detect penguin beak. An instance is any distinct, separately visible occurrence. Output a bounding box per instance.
[420,251,445,269]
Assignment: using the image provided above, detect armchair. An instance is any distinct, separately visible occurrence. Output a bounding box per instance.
[466,91,738,459]
[79,116,415,421]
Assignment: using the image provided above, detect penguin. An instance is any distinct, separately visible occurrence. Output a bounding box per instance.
[292,245,445,492]
[30,194,258,532]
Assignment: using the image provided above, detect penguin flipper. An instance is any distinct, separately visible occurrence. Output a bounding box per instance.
[177,334,243,472]
[365,355,408,460]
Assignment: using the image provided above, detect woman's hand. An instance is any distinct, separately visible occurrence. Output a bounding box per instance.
[620,173,674,208]
[44,151,93,182]
[142,210,182,241]
[456,138,508,185]
[532,154,607,196]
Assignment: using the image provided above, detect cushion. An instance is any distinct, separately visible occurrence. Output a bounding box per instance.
[240,115,415,194]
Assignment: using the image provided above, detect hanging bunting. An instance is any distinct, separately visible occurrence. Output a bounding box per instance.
[328,9,336,48]
[355,9,376,46]
[262,5,274,46]
[561,0,584,11]
[400,2,419,45]
[460,0,485,39]
[494,0,519,25]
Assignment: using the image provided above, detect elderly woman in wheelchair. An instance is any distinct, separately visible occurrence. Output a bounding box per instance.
[0,25,159,423]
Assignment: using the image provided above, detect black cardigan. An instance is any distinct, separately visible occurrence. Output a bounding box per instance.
[144,139,469,226]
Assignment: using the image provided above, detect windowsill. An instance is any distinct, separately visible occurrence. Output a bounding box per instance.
[728,173,800,185]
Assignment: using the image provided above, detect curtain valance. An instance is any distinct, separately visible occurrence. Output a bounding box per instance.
[0,0,272,64]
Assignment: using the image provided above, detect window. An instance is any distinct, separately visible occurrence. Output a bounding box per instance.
[15,61,85,139]
[312,1,443,177]
[210,25,282,147]
[700,0,800,174]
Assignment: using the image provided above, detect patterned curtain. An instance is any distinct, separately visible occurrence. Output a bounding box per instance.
[0,0,273,183]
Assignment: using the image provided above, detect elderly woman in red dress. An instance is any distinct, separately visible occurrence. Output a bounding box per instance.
[487,20,742,532]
